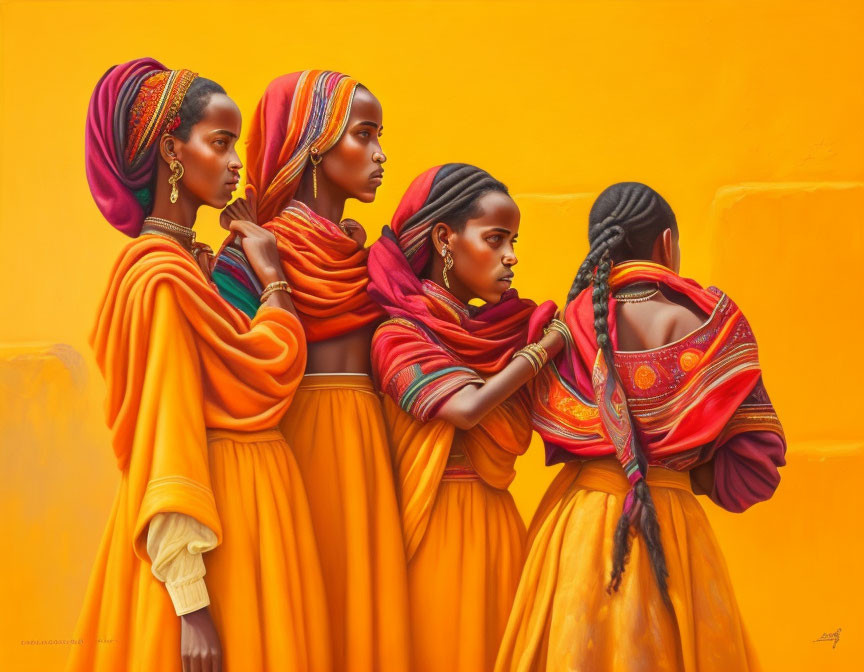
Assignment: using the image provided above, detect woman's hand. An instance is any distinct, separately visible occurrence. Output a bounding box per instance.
[219,186,282,286]
[219,185,258,231]
[226,220,285,286]
[181,607,222,672]
[339,218,367,247]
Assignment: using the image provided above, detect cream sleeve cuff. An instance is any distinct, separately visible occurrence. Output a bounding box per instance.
[146,512,218,616]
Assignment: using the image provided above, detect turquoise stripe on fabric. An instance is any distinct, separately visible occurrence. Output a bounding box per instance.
[399,366,478,414]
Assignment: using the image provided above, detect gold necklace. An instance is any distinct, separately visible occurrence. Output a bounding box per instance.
[141,216,196,250]
[613,283,660,303]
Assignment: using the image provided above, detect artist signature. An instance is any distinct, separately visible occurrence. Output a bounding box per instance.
[813,628,841,649]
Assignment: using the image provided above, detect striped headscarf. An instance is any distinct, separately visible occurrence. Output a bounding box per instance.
[85,58,198,236]
[213,69,385,341]
[247,70,359,223]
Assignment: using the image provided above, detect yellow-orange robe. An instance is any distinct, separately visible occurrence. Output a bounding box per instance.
[381,393,530,672]
[278,373,410,672]
[264,201,410,672]
[66,236,331,672]
[373,304,536,672]
[495,459,763,672]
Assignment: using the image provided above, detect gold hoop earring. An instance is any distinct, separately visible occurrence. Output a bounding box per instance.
[310,147,322,198]
[441,244,454,289]
[168,159,184,204]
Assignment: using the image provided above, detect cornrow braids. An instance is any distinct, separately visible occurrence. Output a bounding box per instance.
[566,225,624,301]
[403,163,508,234]
[592,248,671,606]
[567,182,677,605]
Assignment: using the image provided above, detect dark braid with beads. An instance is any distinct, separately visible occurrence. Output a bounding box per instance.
[569,182,678,605]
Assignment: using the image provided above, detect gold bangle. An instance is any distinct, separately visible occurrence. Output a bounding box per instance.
[259,280,292,303]
[544,318,574,348]
[525,342,549,368]
[512,342,549,375]
[513,350,541,375]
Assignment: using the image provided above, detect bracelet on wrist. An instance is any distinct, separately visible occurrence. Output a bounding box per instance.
[259,280,292,303]
[512,342,549,375]
[543,318,574,349]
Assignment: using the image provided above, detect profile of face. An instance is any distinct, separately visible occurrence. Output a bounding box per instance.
[160,93,243,209]
[433,191,520,305]
[318,87,385,203]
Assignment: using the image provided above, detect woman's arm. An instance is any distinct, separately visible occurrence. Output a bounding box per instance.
[694,430,786,512]
[435,329,564,430]
[221,186,300,319]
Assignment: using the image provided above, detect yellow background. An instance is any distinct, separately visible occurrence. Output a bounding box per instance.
[1,0,863,669]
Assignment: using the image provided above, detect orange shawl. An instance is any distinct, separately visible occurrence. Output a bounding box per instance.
[225,70,385,341]
[263,200,384,341]
[375,318,532,559]
[381,394,531,561]
[91,235,306,556]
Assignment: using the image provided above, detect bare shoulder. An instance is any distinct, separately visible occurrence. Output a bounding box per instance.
[616,294,708,351]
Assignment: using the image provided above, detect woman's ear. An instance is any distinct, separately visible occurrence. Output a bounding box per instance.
[431,222,453,255]
[652,228,675,269]
[159,133,178,164]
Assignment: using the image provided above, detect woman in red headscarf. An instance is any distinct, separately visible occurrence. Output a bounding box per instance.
[367,164,564,672]
[495,183,786,671]
[68,59,330,672]
[212,70,408,672]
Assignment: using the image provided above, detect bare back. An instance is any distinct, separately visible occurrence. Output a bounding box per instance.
[614,288,709,352]
[305,322,378,374]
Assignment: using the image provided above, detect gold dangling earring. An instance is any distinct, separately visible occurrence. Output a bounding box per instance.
[310,147,322,199]
[441,244,454,289]
[168,159,184,204]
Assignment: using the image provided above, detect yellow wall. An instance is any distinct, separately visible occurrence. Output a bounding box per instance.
[0,0,862,670]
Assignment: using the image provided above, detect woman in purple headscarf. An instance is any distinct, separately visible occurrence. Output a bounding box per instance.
[68,58,331,672]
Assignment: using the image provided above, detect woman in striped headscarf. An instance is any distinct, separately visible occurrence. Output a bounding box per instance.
[367,164,565,672]
[68,59,330,672]
[212,70,409,672]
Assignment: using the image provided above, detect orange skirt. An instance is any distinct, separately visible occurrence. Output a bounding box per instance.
[67,429,331,672]
[279,375,410,672]
[408,472,527,672]
[495,458,760,672]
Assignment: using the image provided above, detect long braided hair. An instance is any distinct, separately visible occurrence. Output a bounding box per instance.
[567,182,678,604]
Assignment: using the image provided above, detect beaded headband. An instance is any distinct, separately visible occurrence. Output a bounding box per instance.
[125,69,198,166]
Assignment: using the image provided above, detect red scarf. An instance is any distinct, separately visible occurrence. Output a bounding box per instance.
[532,261,783,470]
[368,165,555,420]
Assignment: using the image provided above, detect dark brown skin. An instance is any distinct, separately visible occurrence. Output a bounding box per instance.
[151,93,296,672]
[426,191,564,430]
[154,93,294,310]
[292,86,387,373]
[180,607,221,672]
[153,93,244,227]
[218,186,297,315]
[611,227,715,495]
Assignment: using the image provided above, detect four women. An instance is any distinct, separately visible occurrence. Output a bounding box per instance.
[72,61,784,672]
